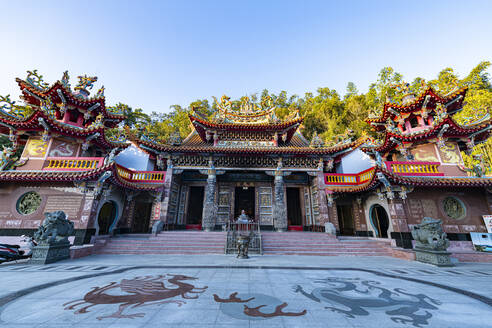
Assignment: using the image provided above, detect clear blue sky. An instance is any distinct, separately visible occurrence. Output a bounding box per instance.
[0,0,490,113]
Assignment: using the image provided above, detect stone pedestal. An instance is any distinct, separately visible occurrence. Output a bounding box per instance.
[414,248,453,267]
[202,170,217,232]
[273,173,287,232]
[236,235,250,259]
[29,242,71,265]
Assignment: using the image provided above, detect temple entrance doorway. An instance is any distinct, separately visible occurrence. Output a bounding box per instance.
[97,201,118,235]
[186,186,204,229]
[132,200,152,233]
[370,204,390,238]
[287,187,303,230]
[337,204,355,235]
[234,187,255,220]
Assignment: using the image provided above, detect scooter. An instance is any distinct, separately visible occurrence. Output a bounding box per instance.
[0,235,36,264]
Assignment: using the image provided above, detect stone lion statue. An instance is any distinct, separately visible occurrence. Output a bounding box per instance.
[411,217,450,251]
[34,211,74,245]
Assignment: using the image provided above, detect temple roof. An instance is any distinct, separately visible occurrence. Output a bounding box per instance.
[0,161,114,182]
[188,95,305,144]
[0,161,164,191]
[0,109,128,150]
[366,86,467,128]
[12,71,125,127]
[131,128,363,157]
[360,114,492,154]
[360,84,491,155]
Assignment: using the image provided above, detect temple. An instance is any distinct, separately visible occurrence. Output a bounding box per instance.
[1,72,491,258]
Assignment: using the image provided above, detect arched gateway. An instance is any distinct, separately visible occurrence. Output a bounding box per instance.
[370,204,389,238]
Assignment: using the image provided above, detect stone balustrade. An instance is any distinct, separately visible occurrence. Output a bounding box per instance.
[43,157,104,171]
[115,164,165,183]
[385,161,443,176]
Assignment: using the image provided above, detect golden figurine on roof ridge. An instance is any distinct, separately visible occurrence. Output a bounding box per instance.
[212,94,277,124]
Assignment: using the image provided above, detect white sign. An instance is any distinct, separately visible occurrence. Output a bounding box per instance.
[483,215,492,233]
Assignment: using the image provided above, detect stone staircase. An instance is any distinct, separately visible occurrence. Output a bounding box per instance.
[95,231,393,256]
[262,232,393,256]
[95,231,226,255]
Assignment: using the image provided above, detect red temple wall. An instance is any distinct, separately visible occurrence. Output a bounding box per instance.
[0,183,91,231]
[402,187,490,233]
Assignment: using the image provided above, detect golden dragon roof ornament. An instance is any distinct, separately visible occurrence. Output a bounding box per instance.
[212,95,278,124]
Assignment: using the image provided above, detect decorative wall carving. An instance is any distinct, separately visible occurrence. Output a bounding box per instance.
[283,157,319,169]
[173,156,209,167]
[215,156,277,168]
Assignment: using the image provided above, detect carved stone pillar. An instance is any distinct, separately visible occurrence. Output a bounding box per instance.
[328,198,340,231]
[273,171,287,232]
[150,190,163,230]
[159,158,174,223]
[388,198,412,249]
[316,172,330,225]
[202,168,217,232]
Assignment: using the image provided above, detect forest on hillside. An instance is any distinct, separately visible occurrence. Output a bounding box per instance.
[1,61,491,169]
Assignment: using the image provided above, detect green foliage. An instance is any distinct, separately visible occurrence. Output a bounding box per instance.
[0,135,24,162]
[113,103,151,129]
[453,61,492,170]
[0,135,10,149]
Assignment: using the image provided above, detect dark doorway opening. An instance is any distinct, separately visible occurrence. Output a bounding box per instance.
[287,187,302,227]
[97,201,117,235]
[187,186,204,226]
[337,205,355,236]
[234,187,255,220]
[132,201,152,233]
[371,204,390,238]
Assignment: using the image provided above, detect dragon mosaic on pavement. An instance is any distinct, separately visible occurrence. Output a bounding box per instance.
[294,277,442,327]
[63,274,208,320]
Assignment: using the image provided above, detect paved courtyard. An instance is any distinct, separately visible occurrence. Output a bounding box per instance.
[0,255,491,328]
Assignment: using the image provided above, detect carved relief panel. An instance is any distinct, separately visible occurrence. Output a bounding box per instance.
[217,184,233,224]
[310,185,320,224]
[258,186,273,225]
[166,181,180,224]
[175,185,188,225]
[303,187,313,226]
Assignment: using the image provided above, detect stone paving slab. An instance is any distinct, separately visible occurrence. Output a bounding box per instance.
[0,254,491,327]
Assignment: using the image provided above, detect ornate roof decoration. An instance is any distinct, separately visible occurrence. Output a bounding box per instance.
[366,86,467,126]
[74,75,98,98]
[13,70,125,124]
[25,70,49,90]
[327,129,356,147]
[0,95,33,119]
[360,82,491,156]
[168,131,182,146]
[61,71,71,88]
[0,107,128,150]
[461,107,490,127]
[310,132,325,148]
[188,95,304,145]
[212,95,279,124]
